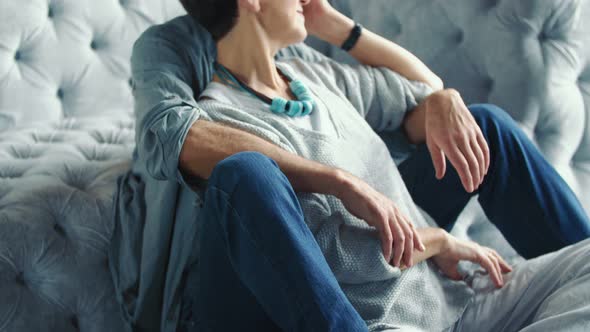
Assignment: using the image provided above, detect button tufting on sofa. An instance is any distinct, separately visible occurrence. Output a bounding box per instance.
[0,165,26,179]
[90,40,98,50]
[538,31,548,42]
[57,88,64,99]
[0,186,9,200]
[484,77,494,92]
[14,50,21,61]
[15,271,26,286]
[48,6,54,18]
[103,257,109,269]
[70,315,79,330]
[455,30,465,45]
[53,223,66,237]
[390,19,402,37]
[11,145,44,158]
[485,0,499,10]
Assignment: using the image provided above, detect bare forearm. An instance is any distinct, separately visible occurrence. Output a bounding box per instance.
[316,10,444,91]
[178,119,343,195]
[400,227,448,270]
[402,97,428,145]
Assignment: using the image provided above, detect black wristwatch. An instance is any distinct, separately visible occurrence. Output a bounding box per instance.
[341,22,363,52]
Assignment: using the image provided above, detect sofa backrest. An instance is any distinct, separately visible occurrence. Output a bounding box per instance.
[0,0,184,131]
[573,0,590,193]
[1,0,588,209]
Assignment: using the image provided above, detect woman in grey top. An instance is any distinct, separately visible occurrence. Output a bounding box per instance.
[109,0,590,331]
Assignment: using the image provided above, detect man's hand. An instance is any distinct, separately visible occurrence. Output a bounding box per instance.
[432,234,512,288]
[405,89,490,193]
[425,89,490,192]
[331,169,426,268]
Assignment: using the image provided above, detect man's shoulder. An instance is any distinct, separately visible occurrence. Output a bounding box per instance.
[141,15,193,39]
[134,15,216,55]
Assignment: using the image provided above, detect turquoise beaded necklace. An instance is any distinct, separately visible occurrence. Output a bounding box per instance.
[213,61,316,117]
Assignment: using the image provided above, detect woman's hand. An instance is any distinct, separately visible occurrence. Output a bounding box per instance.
[302,0,337,38]
[424,89,490,193]
[432,234,512,288]
[332,169,426,268]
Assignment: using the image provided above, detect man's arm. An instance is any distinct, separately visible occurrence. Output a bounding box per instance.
[179,118,342,195]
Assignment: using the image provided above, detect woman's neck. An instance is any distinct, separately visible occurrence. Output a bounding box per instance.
[215,18,288,94]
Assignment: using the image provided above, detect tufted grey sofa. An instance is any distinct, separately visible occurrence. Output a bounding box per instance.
[0,1,185,331]
[0,0,588,331]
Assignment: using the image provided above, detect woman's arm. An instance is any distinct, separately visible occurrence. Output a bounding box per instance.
[304,2,490,194]
[304,2,444,91]
[398,227,513,288]
[398,227,448,270]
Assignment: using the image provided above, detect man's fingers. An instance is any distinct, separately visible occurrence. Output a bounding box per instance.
[491,255,505,286]
[479,254,502,288]
[470,138,485,186]
[446,145,473,192]
[427,141,446,179]
[390,217,405,267]
[476,131,490,175]
[380,216,393,263]
[458,137,480,192]
[491,251,513,273]
[399,217,414,267]
[408,221,426,252]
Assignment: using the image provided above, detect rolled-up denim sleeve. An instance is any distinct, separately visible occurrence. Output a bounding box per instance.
[130,24,215,189]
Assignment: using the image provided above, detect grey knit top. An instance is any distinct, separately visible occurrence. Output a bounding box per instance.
[196,53,475,331]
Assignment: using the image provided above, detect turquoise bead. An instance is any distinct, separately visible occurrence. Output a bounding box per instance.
[301,100,313,115]
[287,101,302,116]
[271,98,288,114]
[290,80,305,93]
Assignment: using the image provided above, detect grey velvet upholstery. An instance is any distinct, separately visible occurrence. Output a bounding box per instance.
[0,0,588,331]
[0,1,184,331]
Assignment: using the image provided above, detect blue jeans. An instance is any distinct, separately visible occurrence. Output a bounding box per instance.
[399,103,590,259]
[178,152,368,332]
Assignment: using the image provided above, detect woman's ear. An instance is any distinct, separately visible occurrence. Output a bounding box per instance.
[238,0,261,13]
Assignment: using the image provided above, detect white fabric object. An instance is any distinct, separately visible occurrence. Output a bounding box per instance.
[448,237,590,332]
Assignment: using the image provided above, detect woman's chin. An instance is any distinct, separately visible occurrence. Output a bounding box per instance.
[289,30,308,45]
[277,29,307,48]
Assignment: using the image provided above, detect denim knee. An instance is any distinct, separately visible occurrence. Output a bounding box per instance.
[467,103,527,141]
[468,103,516,127]
[208,151,282,195]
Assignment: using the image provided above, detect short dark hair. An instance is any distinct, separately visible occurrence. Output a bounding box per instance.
[180,0,238,41]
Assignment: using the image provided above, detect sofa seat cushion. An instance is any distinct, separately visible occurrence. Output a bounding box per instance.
[0,115,135,332]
